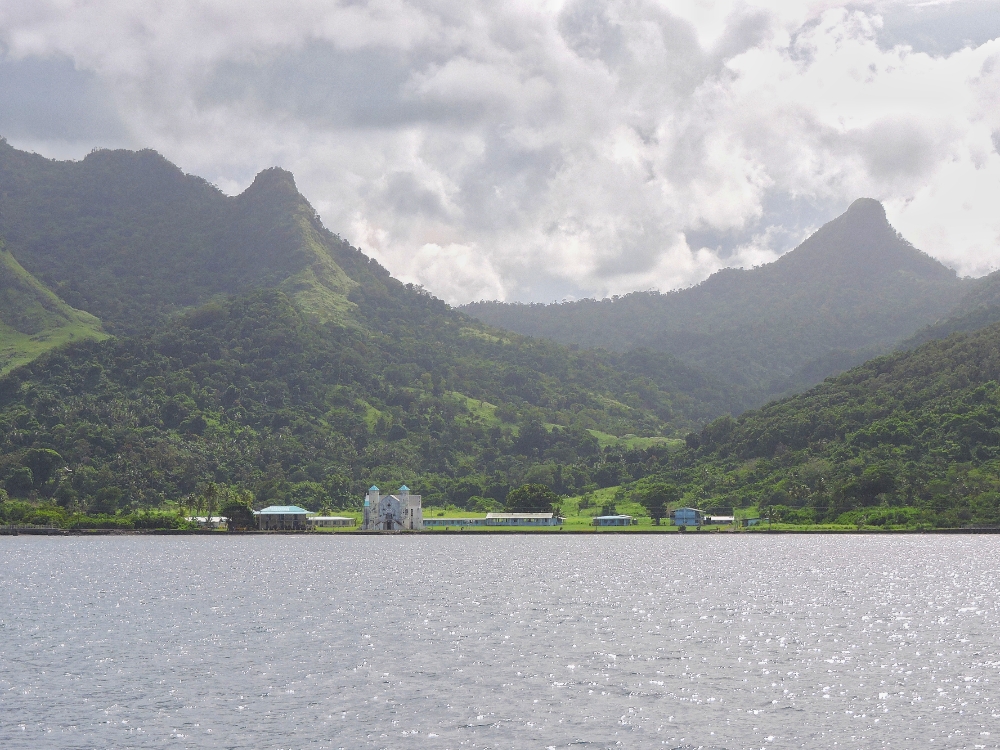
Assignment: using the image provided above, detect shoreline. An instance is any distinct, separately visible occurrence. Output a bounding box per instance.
[3,527,1000,536]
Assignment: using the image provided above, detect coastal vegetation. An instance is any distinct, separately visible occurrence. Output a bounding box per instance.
[2,140,1000,531]
[605,322,1000,528]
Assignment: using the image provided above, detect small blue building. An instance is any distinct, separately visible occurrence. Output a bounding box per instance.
[592,515,634,526]
[670,507,705,527]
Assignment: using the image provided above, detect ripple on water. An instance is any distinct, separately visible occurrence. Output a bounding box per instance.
[1,535,999,749]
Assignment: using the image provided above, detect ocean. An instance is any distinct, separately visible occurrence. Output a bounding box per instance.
[2,535,997,749]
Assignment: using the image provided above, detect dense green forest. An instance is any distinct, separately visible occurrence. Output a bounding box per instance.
[465,199,972,402]
[0,140,357,335]
[0,140,746,519]
[3,139,1000,530]
[0,287,734,515]
[611,323,1000,528]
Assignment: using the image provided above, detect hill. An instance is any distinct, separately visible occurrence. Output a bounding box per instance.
[0,245,106,375]
[0,287,740,512]
[0,140,363,334]
[0,140,745,512]
[901,270,1000,349]
[623,323,1000,528]
[464,199,970,402]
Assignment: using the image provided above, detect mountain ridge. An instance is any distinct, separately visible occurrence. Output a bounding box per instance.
[463,197,971,402]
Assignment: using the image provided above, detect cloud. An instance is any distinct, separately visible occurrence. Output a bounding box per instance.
[1,0,999,302]
[0,53,129,150]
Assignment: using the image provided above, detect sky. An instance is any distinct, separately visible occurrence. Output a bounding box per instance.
[1,1,1000,304]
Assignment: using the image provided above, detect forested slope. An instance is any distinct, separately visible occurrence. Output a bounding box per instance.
[0,288,738,511]
[630,324,1000,527]
[902,270,1000,349]
[0,140,746,513]
[465,199,970,402]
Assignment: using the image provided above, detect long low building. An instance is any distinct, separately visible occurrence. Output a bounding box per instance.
[670,507,705,526]
[422,517,484,527]
[307,516,357,528]
[423,512,565,528]
[185,516,227,529]
[486,512,563,526]
[592,515,635,526]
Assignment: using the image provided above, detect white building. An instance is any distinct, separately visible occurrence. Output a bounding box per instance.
[307,516,357,528]
[485,512,562,526]
[185,516,226,529]
[362,485,423,531]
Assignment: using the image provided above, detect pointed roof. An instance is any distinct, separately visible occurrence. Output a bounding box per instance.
[369,485,379,492]
[398,485,409,492]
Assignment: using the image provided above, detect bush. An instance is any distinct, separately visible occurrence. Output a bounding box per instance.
[220,499,256,530]
[69,514,135,530]
[132,512,192,530]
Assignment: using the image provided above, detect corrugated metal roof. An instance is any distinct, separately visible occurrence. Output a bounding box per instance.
[486,512,554,519]
[256,505,310,514]
[592,515,633,520]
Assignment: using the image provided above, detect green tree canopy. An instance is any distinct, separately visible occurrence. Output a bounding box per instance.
[505,483,559,513]
[638,482,679,525]
[220,498,256,531]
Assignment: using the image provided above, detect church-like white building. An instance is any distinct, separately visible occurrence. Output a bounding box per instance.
[361,485,423,531]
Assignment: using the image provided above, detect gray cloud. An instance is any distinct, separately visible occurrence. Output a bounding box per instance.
[0,53,128,142]
[0,1,998,303]
[875,0,1000,55]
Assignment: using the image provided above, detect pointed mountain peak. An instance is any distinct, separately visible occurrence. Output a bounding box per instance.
[240,167,301,203]
[247,166,298,193]
[777,196,955,283]
[237,166,309,214]
[844,197,887,222]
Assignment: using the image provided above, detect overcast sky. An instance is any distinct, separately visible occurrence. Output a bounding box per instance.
[2,1,1000,303]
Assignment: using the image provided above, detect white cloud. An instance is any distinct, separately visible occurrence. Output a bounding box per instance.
[1,0,999,302]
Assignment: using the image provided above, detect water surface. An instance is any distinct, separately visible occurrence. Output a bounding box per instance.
[2,535,998,749]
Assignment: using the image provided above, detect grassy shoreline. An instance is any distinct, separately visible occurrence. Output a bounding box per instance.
[4,526,999,536]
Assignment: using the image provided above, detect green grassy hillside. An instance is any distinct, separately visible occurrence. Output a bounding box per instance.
[465,199,970,403]
[0,246,107,374]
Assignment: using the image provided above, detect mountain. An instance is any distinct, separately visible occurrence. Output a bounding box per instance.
[901,270,1000,349]
[463,199,971,402]
[626,322,1000,528]
[0,140,362,334]
[0,245,106,375]
[0,140,743,512]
